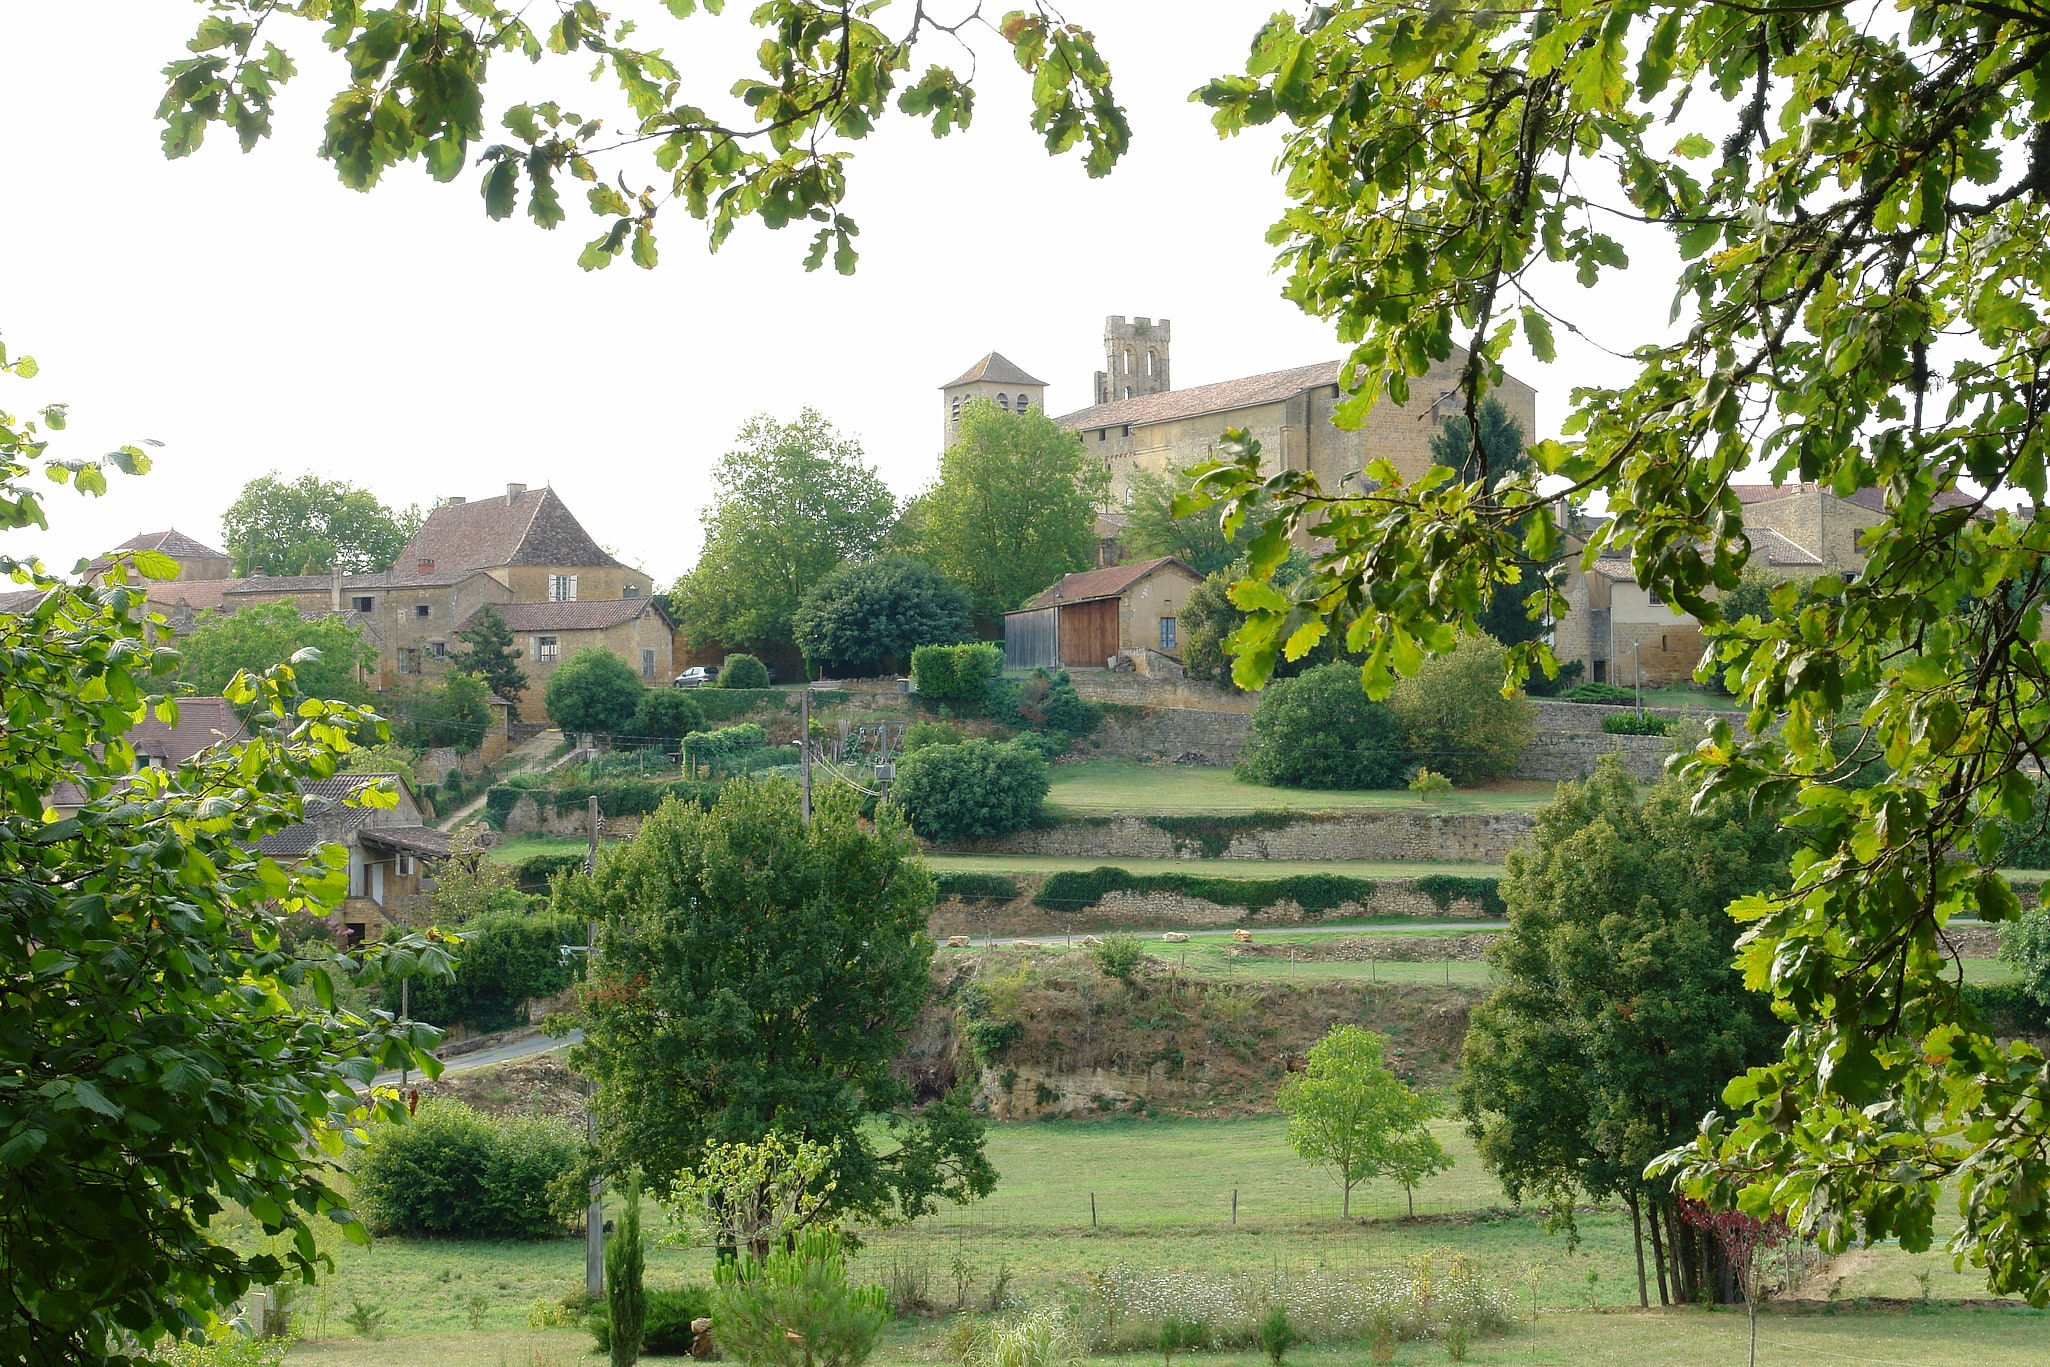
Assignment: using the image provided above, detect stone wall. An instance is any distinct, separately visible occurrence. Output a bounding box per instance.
[1514,732,1678,782]
[930,877,1499,937]
[945,809,1531,863]
[500,794,647,840]
[1084,707,1253,765]
[1067,671,1258,714]
[1530,699,1724,734]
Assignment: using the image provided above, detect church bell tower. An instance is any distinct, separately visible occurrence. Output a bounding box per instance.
[1093,315,1171,405]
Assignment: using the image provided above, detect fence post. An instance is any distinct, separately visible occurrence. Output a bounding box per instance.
[1232,1189,1238,1226]
[1091,1193,1098,1229]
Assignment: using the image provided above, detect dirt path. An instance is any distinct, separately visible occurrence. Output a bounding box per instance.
[434,728,564,830]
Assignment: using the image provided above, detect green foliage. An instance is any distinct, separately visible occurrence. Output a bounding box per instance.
[671,412,895,651]
[2000,909,2050,1011]
[1144,813,1297,859]
[607,1173,646,1367]
[712,1228,890,1367]
[903,720,964,752]
[562,780,993,1227]
[934,872,1019,903]
[511,850,588,892]
[219,471,417,576]
[911,642,1006,711]
[545,648,645,735]
[1036,867,1376,920]
[1407,767,1454,801]
[180,600,377,705]
[148,1329,292,1367]
[1180,553,1333,689]
[631,688,706,748]
[1964,980,2050,1038]
[352,1099,582,1240]
[793,555,975,675]
[891,739,1050,844]
[1560,683,1637,705]
[1013,668,1099,736]
[1462,759,1788,1243]
[1427,401,1546,649]
[1387,636,1535,786]
[1236,662,1407,790]
[390,672,494,751]
[588,1285,713,1358]
[1088,932,1147,983]
[1258,1304,1295,1366]
[1278,1026,1443,1218]
[338,741,420,787]
[717,653,773,690]
[483,786,525,830]
[1523,658,1586,699]
[1998,784,2050,871]
[915,399,1111,618]
[390,912,583,1034]
[693,686,794,725]
[423,827,529,923]
[1123,465,1238,576]
[1411,876,1506,919]
[1601,711,1672,737]
[451,603,527,709]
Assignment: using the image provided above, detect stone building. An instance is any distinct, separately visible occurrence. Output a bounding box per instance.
[256,774,451,944]
[468,597,677,701]
[1095,315,1171,404]
[939,353,1048,450]
[1002,556,1205,670]
[89,528,236,585]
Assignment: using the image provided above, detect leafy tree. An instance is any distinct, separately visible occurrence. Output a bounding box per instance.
[670,412,895,652]
[1427,401,1547,648]
[420,827,528,926]
[1181,553,1339,690]
[338,742,420,788]
[909,642,1004,712]
[1122,466,1236,576]
[1459,758,1788,1305]
[630,688,705,749]
[607,1173,647,1367]
[389,673,493,752]
[1236,662,1406,791]
[2000,910,2050,1012]
[352,1099,581,1240]
[450,604,528,710]
[666,1134,839,1265]
[890,740,1050,844]
[179,600,377,705]
[562,780,994,1228]
[1277,1025,1440,1219]
[1384,1124,1454,1219]
[1387,636,1535,786]
[793,555,974,676]
[219,472,418,576]
[716,653,772,691]
[392,912,582,1035]
[0,383,444,1362]
[544,648,644,736]
[915,399,1111,618]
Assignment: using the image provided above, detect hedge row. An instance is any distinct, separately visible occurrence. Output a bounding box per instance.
[1032,866,1377,918]
[1412,875,1507,917]
[511,850,588,891]
[934,872,1020,903]
[353,1099,582,1240]
[1965,981,2050,1036]
[482,777,725,827]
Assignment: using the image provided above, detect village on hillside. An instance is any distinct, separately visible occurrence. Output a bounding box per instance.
[7,8,2049,1367]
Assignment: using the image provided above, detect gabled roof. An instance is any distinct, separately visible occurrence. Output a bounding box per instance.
[256,773,412,859]
[942,352,1047,389]
[1732,482,1979,514]
[360,825,455,858]
[1055,360,1342,431]
[1019,556,1202,611]
[459,598,670,633]
[95,528,230,565]
[395,486,624,573]
[130,697,248,764]
[1591,527,1823,584]
[153,578,248,613]
[224,568,488,596]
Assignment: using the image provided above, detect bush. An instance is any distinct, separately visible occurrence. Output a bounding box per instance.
[935,872,1020,902]
[1411,875,1506,917]
[632,688,706,747]
[353,1099,582,1239]
[712,1228,890,1367]
[1236,662,1407,790]
[1007,729,1068,762]
[589,1286,713,1357]
[1561,681,1636,705]
[891,739,1049,843]
[1387,636,1536,784]
[1038,868,1376,919]
[606,1174,645,1367]
[1015,668,1099,735]
[903,719,964,751]
[1407,767,1454,800]
[912,642,1005,710]
[1601,711,1672,735]
[2000,907,2050,1008]
[1089,931,1147,982]
[387,911,583,1034]
[717,653,773,690]
[546,648,646,735]
[1524,658,1586,698]
[1998,782,2050,869]
[792,555,975,676]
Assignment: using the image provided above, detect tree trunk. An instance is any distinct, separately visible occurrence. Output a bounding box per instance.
[1627,1194,1649,1308]
[1664,1202,1691,1305]
[1647,1201,1671,1306]
[1407,1184,1415,1218]
[1343,1179,1352,1220]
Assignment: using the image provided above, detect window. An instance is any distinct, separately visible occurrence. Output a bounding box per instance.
[396,854,414,877]
[641,648,657,679]
[1159,616,1178,651]
[413,603,430,618]
[1015,394,1030,413]
[623,584,641,598]
[536,636,559,663]
[997,393,1010,412]
[549,574,578,602]
[1648,586,1664,606]
[427,640,447,659]
[1098,429,1107,442]
[1123,386,1133,399]
[951,396,962,426]
[398,647,419,674]
[350,595,374,613]
[1123,345,1135,373]
[1147,350,1157,377]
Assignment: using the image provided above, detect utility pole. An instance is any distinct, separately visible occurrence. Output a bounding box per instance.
[584,793,603,1299]
[800,688,812,824]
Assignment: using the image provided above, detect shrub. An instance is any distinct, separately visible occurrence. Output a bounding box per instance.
[1236,662,1407,790]
[391,672,494,752]
[1601,711,1672,736]
[903,719,964,751]
[1037,868,1375,920]
[717,653,772,690]
[1016,668,1099,735]
[606,1174,645,1367]
[2000,907,2050,1009]
[1997,782,2050,869]
[1089,932,1147,982]
[1258,1305,1295,1365]
[1387,636,1536,784]
[935,872,1020,902]
[1408,767,1454,801]
[712,1228,889,1367]
[891,739,1049,843]
[546,648,645,735]
[1008,729,1068,762]
[977,1309,1083,1367]
[1524,658,1586,697]
[1411,875,1506,918]
[1561,681,1636,705]
[589,1286,713,1357]
[912,642,1006,710]
[387,911,583,1034]
[632,688,706,747]
[352,1099,582,1239]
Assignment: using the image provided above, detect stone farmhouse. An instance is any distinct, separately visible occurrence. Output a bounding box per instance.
[255,773,451,945]
[1003,556,1206,671]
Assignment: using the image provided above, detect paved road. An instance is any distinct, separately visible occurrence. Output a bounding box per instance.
[373,1028,581,1088]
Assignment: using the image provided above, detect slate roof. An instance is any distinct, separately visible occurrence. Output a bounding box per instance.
[1019,556,1201,610]
[942,352,1047,389]
[255,774,405,859]
[0,586,45,614]
[359,825,455,858]
[1055,360,1342,431]
[396,487,623,573]
[1732,482,1979,514]
[1590,527,1822,584]
[223,568,485,596]
[460,599,670,633]
[91,528,230,569]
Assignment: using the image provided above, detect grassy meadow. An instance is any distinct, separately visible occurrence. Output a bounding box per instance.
[1046,763,1562,815]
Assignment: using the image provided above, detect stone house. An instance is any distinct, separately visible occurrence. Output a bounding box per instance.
[1003,556,1205,670]
[89,528,237,585]
[468,597,677,702]
[46,696,251,816]
[256,773,451,945]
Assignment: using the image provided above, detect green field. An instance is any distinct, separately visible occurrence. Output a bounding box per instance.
[1048,763,1561,815]
[927,853,1509,880]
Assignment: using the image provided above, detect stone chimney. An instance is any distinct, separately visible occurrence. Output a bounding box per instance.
[330,562,343,614]
[444,495,466,506]
[506,483,527,504]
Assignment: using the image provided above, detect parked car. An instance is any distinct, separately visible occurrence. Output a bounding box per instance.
[672,666,716,689]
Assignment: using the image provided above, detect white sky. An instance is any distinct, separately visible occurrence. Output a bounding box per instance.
[0,2,1669,582]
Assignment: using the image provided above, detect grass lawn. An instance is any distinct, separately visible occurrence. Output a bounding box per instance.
[1048,763,1561,816]
[1624,685,1742,711]
[927,853,1509,880]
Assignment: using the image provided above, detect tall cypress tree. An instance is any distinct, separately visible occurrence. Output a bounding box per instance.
[450,604,528,710]
[606,1172,645,1367]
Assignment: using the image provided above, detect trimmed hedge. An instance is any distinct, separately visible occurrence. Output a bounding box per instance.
[1561,682,1637,705]
[693,687,795,724]
[1145,812,1297,859]
[934,872,1020,903]
[1033,866,1377,919]
[386,911,584,1034]
[511,850,587,892]
[1965,980,2050,1036]
[911,641,1004,709]
[483,778,725,827]
[353,1099,581,1239]
[1412,875,1507,917]
[1601,711,1672,735]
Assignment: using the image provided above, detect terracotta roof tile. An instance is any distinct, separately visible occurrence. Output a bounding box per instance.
[941,352,1047,388]
[396,487,623,573]
[1731,482,1979,513]
[129,697,248,763]
[458,599,669,632]
[225,568,488,596]
[1054,360,1342,431]
[1019,556,1201,610]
